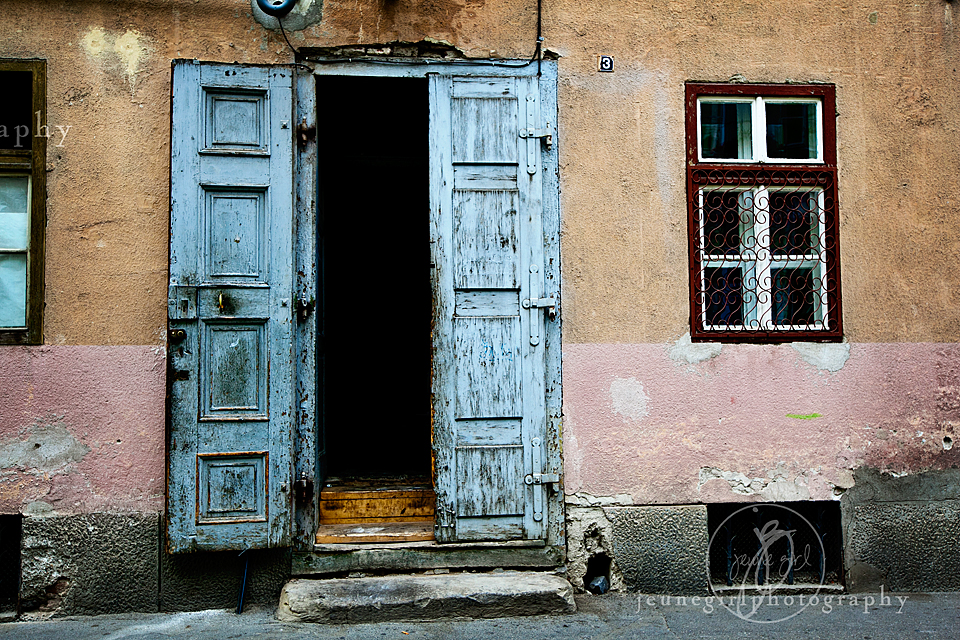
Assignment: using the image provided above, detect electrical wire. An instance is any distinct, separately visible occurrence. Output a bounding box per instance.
[279,19,299,57]
[534,0,543,76]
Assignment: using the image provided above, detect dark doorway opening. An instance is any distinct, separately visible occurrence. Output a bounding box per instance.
[317,76,432,481]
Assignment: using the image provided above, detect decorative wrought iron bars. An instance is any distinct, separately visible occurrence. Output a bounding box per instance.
[685,83,842,342]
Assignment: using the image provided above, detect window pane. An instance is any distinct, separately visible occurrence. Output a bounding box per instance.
[0,71,33,150]
[702,190,753,256]
[770,190,818,256]
[0,177,30,250]
[700,102,752,160]
[772,267,820,326]
[704,267,744,327]
[765,102,817,160]
[0,253,27,327]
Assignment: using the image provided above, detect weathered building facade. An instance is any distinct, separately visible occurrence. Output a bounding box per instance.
[0,0,958,616]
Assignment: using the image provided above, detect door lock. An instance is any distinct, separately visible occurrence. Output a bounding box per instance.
[524,472,560,485]
[521,296,557,320]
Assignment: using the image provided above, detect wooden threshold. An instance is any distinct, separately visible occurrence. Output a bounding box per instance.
[294,540,559,576]
[312,538,547,553]
[315,520,435,544]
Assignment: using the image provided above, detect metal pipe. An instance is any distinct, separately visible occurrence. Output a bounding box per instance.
[257,0,298,17]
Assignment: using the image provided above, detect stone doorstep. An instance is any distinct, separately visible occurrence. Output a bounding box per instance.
[276,571,576,623]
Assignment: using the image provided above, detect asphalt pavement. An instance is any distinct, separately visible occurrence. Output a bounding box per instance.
[1,591,958,639]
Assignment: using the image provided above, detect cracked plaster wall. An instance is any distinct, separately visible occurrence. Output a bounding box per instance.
[565,503,710,594]
[565,505,625,593]
[0,347,165,515]
[563,341,960,505]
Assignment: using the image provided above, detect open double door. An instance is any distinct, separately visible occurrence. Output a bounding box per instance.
[166,60,561,552]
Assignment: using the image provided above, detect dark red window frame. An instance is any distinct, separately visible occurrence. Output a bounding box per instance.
[685,82,842,343]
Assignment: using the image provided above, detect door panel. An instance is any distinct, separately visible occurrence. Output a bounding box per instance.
[431,74,550,542]
[167,61,295,552]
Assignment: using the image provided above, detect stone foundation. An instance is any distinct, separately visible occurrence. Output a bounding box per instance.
[19,513,290,617]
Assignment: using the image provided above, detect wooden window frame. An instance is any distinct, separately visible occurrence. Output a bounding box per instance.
[0,59,45,345]
[685,82,842,343]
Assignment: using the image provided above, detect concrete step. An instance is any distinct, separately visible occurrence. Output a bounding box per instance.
[277,571,575,623]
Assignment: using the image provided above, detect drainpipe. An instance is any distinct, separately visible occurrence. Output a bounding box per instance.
[256,0,299,17]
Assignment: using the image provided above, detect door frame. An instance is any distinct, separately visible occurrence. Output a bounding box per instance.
[291,59,563,552]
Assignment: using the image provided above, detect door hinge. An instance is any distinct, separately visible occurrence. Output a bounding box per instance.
[294,472,314,505]
[296,295,315,321]
[519,123,553,150]
[436,505,456,530]
[167,285,197,320]
[297,118,316,148]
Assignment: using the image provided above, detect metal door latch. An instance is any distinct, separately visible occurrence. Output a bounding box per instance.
[522,296,557,320]
[519,123,554,149]
[524,472,560,485]
[526,436,559,522]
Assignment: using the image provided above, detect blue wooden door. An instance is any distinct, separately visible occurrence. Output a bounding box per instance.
[167,61,295,552]
[430,75,554,542]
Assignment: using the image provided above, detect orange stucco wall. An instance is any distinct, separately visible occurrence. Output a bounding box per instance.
[0,0,956,345]
[0,0,958,512]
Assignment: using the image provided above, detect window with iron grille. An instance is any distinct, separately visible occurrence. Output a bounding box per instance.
[685,83,842,342]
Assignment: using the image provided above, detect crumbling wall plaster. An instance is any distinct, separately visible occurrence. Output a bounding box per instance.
[610,377,649,422]
[0,417,90,475]
[563,343,960,504]
[668,333,723,368]
[792,342,852,373]
[0,346,165,515]
[564,505,624,593]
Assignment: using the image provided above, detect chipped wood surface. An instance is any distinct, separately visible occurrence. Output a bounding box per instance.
[318,479,435,524]
[315,521,435,544]
[430,72,551,543]
[167,61,295,553]
[294,542,558,576]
